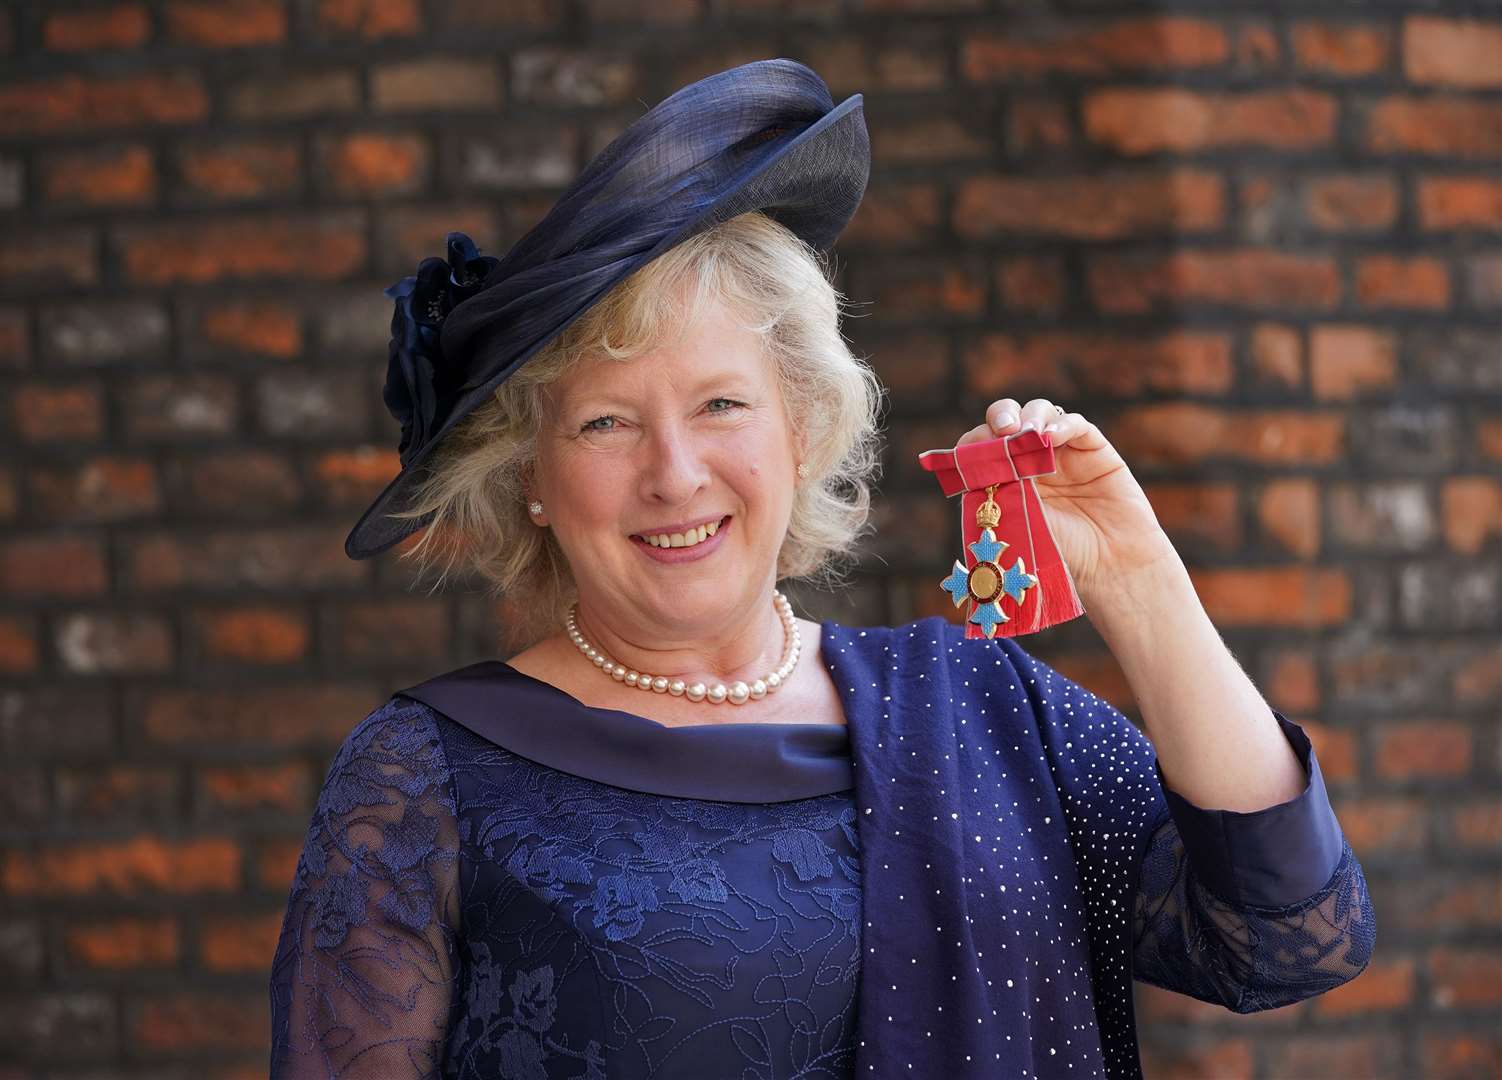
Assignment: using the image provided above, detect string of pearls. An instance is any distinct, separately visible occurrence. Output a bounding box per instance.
[565,590,801,705]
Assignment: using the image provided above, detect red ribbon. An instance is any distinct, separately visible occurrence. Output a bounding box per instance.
[918,430,1085,638]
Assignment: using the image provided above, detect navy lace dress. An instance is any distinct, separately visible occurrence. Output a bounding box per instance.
[269,618,1374,1079]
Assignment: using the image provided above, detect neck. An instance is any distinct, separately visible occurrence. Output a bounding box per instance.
[571,590,788,685]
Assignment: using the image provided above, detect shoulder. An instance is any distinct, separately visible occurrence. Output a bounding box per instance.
[315,694,457,806]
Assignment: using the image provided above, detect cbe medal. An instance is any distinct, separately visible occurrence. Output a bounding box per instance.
[918,430,1086,639]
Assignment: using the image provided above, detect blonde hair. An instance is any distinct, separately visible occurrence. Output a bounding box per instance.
[391,210,884,647]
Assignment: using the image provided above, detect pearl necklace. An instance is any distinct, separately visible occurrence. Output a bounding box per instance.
[565,590,801,705]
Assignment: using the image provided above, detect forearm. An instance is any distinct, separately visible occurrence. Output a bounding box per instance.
[1082,549,1309,814]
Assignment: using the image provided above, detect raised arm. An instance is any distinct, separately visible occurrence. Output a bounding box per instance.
[269,698,462,1078]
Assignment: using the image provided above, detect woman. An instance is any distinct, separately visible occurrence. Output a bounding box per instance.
[270,60,1374,1078]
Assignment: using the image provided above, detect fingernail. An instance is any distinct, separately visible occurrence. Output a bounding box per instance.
[1019,420,1036,433]
[1043,422,1059,433]
[997,413,1017,427]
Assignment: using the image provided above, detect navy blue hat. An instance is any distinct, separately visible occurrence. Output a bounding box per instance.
[345,57,869,560]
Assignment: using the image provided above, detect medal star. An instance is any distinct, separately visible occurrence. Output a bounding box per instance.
[968,600,1009,638]
[967,528,1006,566]
[1000,558,1039,604]
[939,561,971,607]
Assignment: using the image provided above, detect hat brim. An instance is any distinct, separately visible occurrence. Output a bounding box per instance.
[344,91,868,561]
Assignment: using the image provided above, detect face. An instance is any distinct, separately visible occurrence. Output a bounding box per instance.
[529,296,801,645]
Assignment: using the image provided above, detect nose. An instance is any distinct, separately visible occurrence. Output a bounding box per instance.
[637,419,710,507]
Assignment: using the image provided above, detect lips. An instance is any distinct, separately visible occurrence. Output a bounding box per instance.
[631,515,729,550]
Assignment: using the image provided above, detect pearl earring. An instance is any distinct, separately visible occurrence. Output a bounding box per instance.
[797,462,809,480]
[528,500,544,516]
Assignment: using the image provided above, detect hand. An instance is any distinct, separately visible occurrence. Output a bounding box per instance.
[955,398,1181,603]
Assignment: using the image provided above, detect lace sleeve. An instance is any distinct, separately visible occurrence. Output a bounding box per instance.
[1131,711,1376,1013]
[269,697,462,1078]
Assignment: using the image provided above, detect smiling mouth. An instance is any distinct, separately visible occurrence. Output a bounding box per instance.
[631,515,730,550]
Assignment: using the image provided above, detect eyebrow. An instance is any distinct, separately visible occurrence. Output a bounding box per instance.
[560,369,762,413]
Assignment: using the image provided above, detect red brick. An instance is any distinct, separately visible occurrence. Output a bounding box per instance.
[862,262,986,318]
[39,145,155,207]
[1334,795,1427,852]
[125,528,365,590]
[54,765,178,819]
[314,0,421,38]
[1142,482,1240,553]
[436,0,563,27]
[29,457,161,523]
[1249,323,1303,390]
[196,302,302,358]
[1006,98,1073,154]
[0,536,108,597]
[175,139,301,201]
[10,383,104,442]
[1404,17,1502,90]
[226,70,360,119]
[1301,721,1357,784]
[1233,21,1280,73]
[257,839,302,890]
[961,17,1229,79]
[115,212,365,284]
[0,614,39,674]
[1418,176,1502,230]
[310,448,400,506]
[1304,174,1399,231]
[198,763,308,814]
[1366,97,1502,158]
[1309,325,1399,399]
[371,56,501,111]
[199,911,284,972]
[1478,419,1502,462]
[1257,477,1320,558]
[997,255,1066,314]
[196,607,309,664]
[65,917,178,969]
[1423,1032,1502,1079]
[140,685,376,747]
[55,612,173,675]
[163,1,287,47]
[132,993,266,1052]
[1374,721,1472,780]
[1291,22,1392,76]
[586,0,703,19]
[42,4,151,51]
[953,170,1223,240]
[1441,477,1502,555]
[862,331,948,408]
[319,132,429,197]
[843,183,941,246]
[121,374,238,440]
[0,72,208,136]
[1262,648,1320,712]
[1186,566,1350,627]
[1429,947,1502,1008]
[1085,88,1336,154]
[1313,955,1415,1016]
[875,116,990,164]
[378,205,498,271]
[964,331,1232,397]
[2,836,239,896]
[0,308,28,369]
[1453,645,1502,705]
[1355,256,1450,310]
[0,227,99,289]
[1140,1038,1255,1080]
[1112,404,1344,466]
[1089,249,1341,313]
[183,450,303,515]
[332,599,451,663]
[1451,800,1502,848]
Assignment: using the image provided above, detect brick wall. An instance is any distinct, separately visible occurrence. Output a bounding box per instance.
[1,2,1498,1076]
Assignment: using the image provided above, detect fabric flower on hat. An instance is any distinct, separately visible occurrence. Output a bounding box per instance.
[381,232,499,465]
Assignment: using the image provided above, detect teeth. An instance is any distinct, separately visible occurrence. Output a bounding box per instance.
[643,521,719,549]
[707,520,719,536]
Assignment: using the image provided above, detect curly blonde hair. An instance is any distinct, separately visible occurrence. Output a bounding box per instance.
[389,211,884,648]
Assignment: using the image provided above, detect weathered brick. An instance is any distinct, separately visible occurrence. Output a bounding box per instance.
[54,764,179,820]
[843,183,942,247]
[29,457,161,523]
[121,374,239,440]
[1348,404,1460,474]
[861,330,949,410]
[255,370,369,438]
[0,686,115,758]
[965,331,1232,398]
[43,4,152,51]
[199,911,284,972]
[195,607,309,664]
[1085,88,1336,154]
[1309,324,1398,399]
[225,70,360,120]
[115,211,366,284]
[309,448,401,507]
[962,17,1229,79]
[372,56,501,111]
[10,382,105,442]
[1111,404,1344,467]
[1089,249,1341,313]
[1006,97,1074,155]
[329,598,451,663]
[801,40,946,95]
[1441,477,1502,555]
[172,138,301,202]
[953,170,1223,240]
[1418,176,1502,231]
[1141,482,1241,555]
[0,155,20,209]
[1465,252,1502,308]
[55,612,174,675]
[0,308,27,369]
[2,836,239,896]
[1428,947,1502,1008]
[1328,482,1436,554]
[1256,477,1319,558]
[137,685,377,747]
[1404,16,1502,90]
[450,128,577,190]
[1304,173,1399,232]
[1249,322,1303,390]
[123,527,367,590]
[1186,566,1350,627]
[0,993,117,1063]
[164,0,287,47]
[1392,562,1499,631]
[0,764,47,823]
[65,917,179,970]
[1409,328,1502,392]
[376,204,499,275]
[317,132,428,196]
[314,0,422,38]
[1291,22,1392,77]
[1365,97,1502,158]
[177,450,304,516]
[130,993,266,1052]
[198,762,309,816]
[512,47,640,105]
[0,536,109,597]
[1356,255,1450,310]
[0,72,208,136]
[875,115,990,164]
[190,300,303,359]
[38,144,156,207]
[41,301,169,366]
[0,227,99,289]
[0,919,46,979]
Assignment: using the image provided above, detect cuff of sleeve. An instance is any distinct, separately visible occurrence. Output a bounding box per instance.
[1154,708,1346,910]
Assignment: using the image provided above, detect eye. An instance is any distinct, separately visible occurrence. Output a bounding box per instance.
[705,397,746,414]
[580,415,617,433]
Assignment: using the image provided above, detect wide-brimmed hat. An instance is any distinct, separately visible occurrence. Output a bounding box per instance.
[344,57,869,560]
